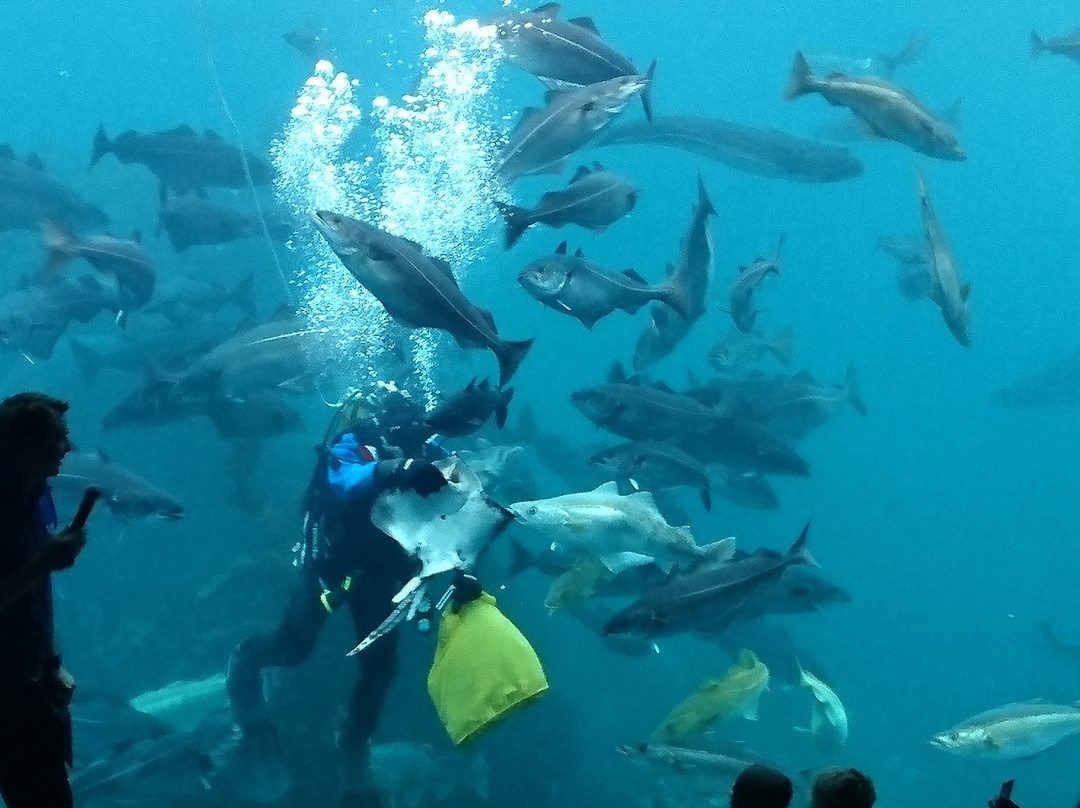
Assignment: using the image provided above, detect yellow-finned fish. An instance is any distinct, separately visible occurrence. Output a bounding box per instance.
[652,650,770,740]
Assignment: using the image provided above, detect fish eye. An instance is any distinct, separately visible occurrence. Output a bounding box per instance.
[528,506,537,515]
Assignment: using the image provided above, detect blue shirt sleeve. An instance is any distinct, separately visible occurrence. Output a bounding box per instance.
[325,435,380,499]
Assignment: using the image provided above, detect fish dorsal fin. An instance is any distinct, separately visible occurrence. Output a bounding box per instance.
[544,87,577,105]
[961,281,972,301]
[792,370,815,383]
[532,3,560,15]
[94,447,111,463]
[592,480,622,496]
[555,241,568,255]
[477,307,497,333]
[622,268,648,284]
[575,247,584,258]
[0,144,15,161]
[737,649,759,668]
[738,264,748,273]
[608,362,628,383]
[592,161,605,172]
[465,376,478,391]
[270,304,296,322]
[650,380,676,394]
[570,164,591,183]
[203,129,225,141]
[168,125,198,137]
[25,152,45,171]
[568,16,600,34]
[430,256,460,285]
[130,230,142,243]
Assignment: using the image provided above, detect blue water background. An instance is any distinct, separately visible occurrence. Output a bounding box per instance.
[3,0,1080,806]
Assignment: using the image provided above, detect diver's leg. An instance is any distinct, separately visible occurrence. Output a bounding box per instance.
[224,569,326,803]
[226,568,327,728]
[337,594,402,808]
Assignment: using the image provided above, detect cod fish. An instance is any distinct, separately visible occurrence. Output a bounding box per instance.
[634,176,716,370]
[589,440,712,510]
[797,666,849,748]
[991,353,1080,409]
[1031,29,1080,63]
[510,482,733,573]
[709,326,794,372]
[54,449,184,522]
[652,650,770,739]
[784,51,964,160]
[931,700,1080,759]
[425,376,513,437]
[91,124,274,194]
[0,274,107,361]
[729,236,783,333]
[594,116,863,183]
[617,740,765,784]
[0,145,109,233]
[314,210,533,386]
[128,673,228,733]
[42,222,155,325]
[475,3,655,120]
[878,235,933,303]
[158,190,292,252]
[916,169,971,346]
[603,522,818,637]
[498,163,638,247]
[519,241,689,329]
[497,75,649,182]
[170,308,327,402]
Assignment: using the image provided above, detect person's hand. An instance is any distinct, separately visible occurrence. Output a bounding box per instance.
[407,461,448,498]
[44,527,86,571]
[450,571,483,612]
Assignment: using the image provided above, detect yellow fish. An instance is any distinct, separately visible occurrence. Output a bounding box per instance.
[652,650,770,740]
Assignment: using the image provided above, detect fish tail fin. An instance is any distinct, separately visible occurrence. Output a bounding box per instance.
[696,172,717,218]
[496,387,514,428]
[1030,32,1043,58]
[788,521,820,568]
[641,59,657,122]
[772,324,795,366]
[90,124,111,169]
[844,361,868,416]
[657,262,691,319]
[784,51,814,100]
[496,338,534,387]
[231,271,259,320]
[67,337,104,385]
[41,219,76,274]
[508,539,535,578]
[496,201,532,248]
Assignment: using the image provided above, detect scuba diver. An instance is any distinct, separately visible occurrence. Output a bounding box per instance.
[226,388,450,808]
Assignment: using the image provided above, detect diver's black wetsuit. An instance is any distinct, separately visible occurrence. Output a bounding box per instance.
[226,442,432,758]
[0,488,73,808]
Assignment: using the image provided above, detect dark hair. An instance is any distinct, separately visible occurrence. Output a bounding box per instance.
[810,767,876,808]
[0,392,69,456]
[731,764,793,808]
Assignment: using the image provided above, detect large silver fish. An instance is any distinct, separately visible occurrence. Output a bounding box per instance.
[314,210,533,386]
[784,51,964,160]
[497,75,649,182]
